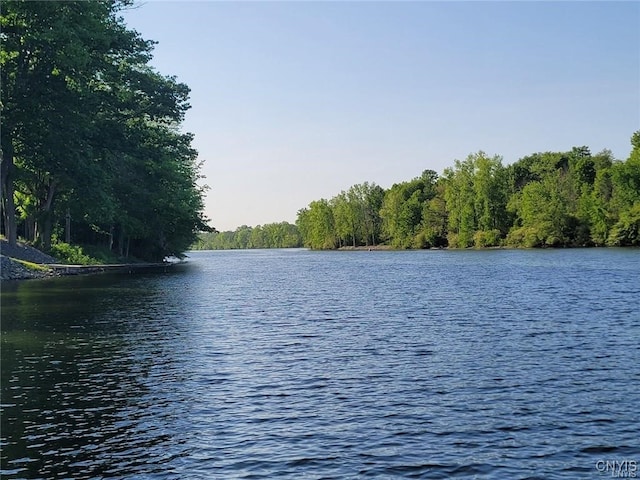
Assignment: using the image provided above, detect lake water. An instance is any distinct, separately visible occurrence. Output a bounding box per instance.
[1,248,639,479]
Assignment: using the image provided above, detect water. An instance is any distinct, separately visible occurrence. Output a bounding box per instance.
[1,248,639,479]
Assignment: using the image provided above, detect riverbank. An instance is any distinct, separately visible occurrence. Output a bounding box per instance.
[1,240,58,280]
[337,245,394,251]
[0,240,174,281]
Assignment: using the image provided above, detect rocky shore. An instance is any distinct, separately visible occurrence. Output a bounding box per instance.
[1,240,179,281]
[1,240,59,280]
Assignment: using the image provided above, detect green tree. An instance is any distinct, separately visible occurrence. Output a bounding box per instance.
[443,156,476,248]
[416,178,448,248]
[331,182,384,248]
[357,182,385,247]
[1,1,129,246]
[1,1,209,259]
[331,192,353,248]
[297,200,336,249]
[607,131,640,246]
[380,171,436,248]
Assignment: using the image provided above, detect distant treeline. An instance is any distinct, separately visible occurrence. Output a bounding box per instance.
[194,222,302,250]
[195,133,639,251]
[295,133,640,249]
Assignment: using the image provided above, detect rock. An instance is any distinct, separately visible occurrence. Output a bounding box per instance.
[0,255,54,280]
[0,240,58,280]
[0,240,58,264]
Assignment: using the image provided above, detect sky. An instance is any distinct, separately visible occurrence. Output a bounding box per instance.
[120,1,640,232]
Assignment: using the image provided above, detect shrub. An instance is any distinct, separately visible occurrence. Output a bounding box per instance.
[473,229,502,248]
[506,226,542,248]
[607,204,640,246]
[50,242,95,265]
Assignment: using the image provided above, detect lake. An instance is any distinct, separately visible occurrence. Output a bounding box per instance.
[1,248,639,479]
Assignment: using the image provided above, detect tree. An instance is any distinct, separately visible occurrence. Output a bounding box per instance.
[193,222,301,250]
[380,172,436,248]
[607,131,640,246]
[296,200,336,249]
[1,1,209,259]
[443,155,477,248]
[331,192,353,248]
[356,182,385,247]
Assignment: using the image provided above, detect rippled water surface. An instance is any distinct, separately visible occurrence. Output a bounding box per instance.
[2,249,639,479]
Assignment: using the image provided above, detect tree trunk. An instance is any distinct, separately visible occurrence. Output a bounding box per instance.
[25,215,35,242]
[65,208,71,243]
[2,42,32,246]
[108,224,114,251]
[0,139,18,245]
[35,180,57,250]
[41,213,53,251]
[117,226,124,257]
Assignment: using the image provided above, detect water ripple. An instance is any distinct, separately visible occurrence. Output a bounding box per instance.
[2,249,640,478]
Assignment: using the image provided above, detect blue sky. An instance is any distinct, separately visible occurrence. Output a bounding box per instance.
[121,1,640,232]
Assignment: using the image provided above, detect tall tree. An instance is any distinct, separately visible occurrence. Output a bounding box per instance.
[443,156,476,247]
[296,200,336,249]
[379,171,437,248]
[1,1,151,247]
[608,131,640,246]
[1,1,209,258]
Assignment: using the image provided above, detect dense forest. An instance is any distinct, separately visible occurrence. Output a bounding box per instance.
[1,1,209,262]
[195,134,639,252]
[295,134,640,250]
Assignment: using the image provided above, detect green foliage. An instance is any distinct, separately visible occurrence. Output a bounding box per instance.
[295,132,639,250]
[0,1,209,260]
[297,200,337,250]
[194,222,302,250]
[506,226,543,248]
[295,183,386,250]
[607,203,640,246]
[444,153,507,248]
[80,244,126,264]
[50,242,96,265]
[380,172,438,248]
[331,182,384,247]
[474,230,502,248]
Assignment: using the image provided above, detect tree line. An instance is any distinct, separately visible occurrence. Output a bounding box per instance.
[296,134,640,249]
[1,1,210,261]
[194,222,302,250]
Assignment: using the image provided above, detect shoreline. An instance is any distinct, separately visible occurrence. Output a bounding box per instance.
[0,255,178,281]
[1,240,182,281]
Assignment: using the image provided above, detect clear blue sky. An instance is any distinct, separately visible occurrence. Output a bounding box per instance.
[121,1,640,232]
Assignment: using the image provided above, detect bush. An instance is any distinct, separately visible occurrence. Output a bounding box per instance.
[50,242,96,265]
[413,228,447,249]
[607,203,640,246]
[446,233,460,248]
[506,226,543,248]
[80,244,122,264]
[473,229,502,248]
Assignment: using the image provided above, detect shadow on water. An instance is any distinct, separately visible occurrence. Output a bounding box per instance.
[1,266,195,479]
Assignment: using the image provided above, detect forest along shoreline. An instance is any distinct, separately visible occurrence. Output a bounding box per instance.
[0,240,174,281]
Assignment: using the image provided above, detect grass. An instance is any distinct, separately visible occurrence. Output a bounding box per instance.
[13,258,52,272]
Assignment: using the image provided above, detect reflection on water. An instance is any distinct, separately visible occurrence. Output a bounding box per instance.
[2,272,195,479]
[2,249,640,479]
